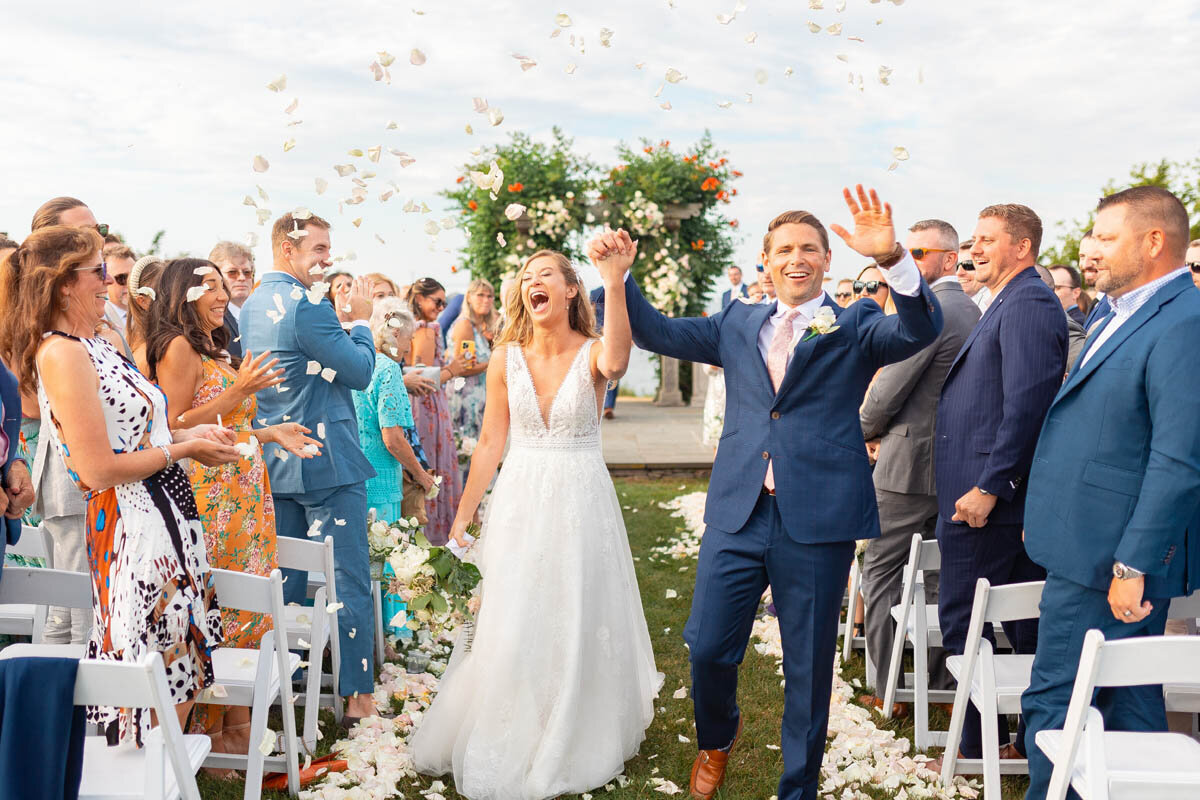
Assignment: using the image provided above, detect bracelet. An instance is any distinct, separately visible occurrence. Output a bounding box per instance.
[875,242,907,269]
[158,444,174,470]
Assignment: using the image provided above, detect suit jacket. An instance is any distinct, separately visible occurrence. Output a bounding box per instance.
[622,271,943,543]
[1084,294,1110,331]
[1025,273,1200,598]
[1066,305,1086,327]
[590,285,606,330]
[239,272,377,494]
[0,363,22,560]
[721,284,749,309]
[222,306,242,361]
[1065,314,1087,372]
[934,267,1068,525]
[861,280,980,496]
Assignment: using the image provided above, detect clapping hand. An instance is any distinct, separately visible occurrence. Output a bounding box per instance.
[234,351,284,396]
[339,276,373,323]
[829,185,898,260]
[587,228,639,282]
[272,422,323,459]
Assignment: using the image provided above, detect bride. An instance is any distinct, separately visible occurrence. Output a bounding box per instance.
[409,233,663,799]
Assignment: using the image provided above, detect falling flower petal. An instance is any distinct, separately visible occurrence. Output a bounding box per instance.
[745,32,758,44]
[472,97,488,114]
[785,66,795,76]
[410,48,426,65]
[488,107,504,126]
[352,217,363,228]
[423,219,440,235]
[377,50,395,67]
[266,74,287,92]
[287,228,308,240]
[306,360,322,375]
[892,145,910,160]
[135,287,156,301]
[887,160,900,171]
[284,97,299,114]
[283,138,296,152]
[565,62,577,74]
[827,22,843,34]
[334,163,356,177]
[388,149,416,167]
[504,203,526,221]
[256,208,272,225]
[555,12,572,26]
[807,21,821,32]
[659,101,672,110]
[755,68,768,84]
[665,68,686,84]
[879,65,893,84]
[375,233,386,244]
[252,155,269,173]
[809,0,824,7]
[512,53,537,71]
[599,27,614,46]
[242,195,257,207]
[717,100,733,108]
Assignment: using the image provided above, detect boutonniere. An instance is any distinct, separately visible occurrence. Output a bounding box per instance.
[737,295,757,305]
[802,306,841,341]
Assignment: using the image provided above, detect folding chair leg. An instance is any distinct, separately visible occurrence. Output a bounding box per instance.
[278,673,301,795]
[372,580,386,666]
[979,688,1002,800]
[914,624,931,749]
[302,615,327,751]
[940,675,971,786]
[842,560,861,663]
[881,616,907,718]
[242,679,273,800]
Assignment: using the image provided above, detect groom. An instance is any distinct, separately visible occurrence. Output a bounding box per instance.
[592,187,942,800]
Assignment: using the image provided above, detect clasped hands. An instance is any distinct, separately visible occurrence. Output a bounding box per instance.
[586,228,639,282]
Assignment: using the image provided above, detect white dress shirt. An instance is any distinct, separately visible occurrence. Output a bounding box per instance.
[1079,267,1188,368]
[973,285,993,312]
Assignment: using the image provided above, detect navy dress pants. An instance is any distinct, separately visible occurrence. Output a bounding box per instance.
[935,517,1045,758]
[685,491,855,800]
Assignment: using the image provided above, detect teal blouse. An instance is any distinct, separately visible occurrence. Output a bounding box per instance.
[353,356,416,522]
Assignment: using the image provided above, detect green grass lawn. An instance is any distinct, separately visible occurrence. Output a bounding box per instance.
[199,476,1025,799]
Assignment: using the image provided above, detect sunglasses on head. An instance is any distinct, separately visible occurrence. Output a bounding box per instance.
[853,280,886,294]
[910,247,953,259]
[74,261,108,281]
[957,260,975,271]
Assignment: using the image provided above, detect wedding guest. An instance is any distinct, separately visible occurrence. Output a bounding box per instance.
[1081,231,1110,330]
[0,225,237,741]
[353,300,436,522]
[407,277,468,544]
[1187,238,1200,289]
[26,197,105,644]
[610,190,942,800]
[834,278,855,307]
[858,220,979,714]
[1022,186,1200,799]
[141,258,321,756]
[933,203,1066,768]
[759,268,776,301]
[325,270,353,310]
[1049,264,1089,325]
[854,264,890,310]
[211,241,255,360]
[746,281,764,303]
[1036,266,1088,371]
[590,285,621,418]
[437,293,465,346]
[126,256,165,357]
[447,278,497,446]
[366,273,399,302]
[956,239,980,299]
[0,358,34,570]
[239,212,380,722]
[720,265,750,309]
[100,242,135,360]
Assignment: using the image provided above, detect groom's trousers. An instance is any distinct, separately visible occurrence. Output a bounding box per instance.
[684,491,855,800]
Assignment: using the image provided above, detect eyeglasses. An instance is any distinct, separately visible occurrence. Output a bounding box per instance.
[74,261,108,280]
[910,248,953,259]
[957,260,975,271]
[432,297,447,310]
[853,280,887,294]
[834,291,853,300]
[113,273,129,286]
[223,268,254,280]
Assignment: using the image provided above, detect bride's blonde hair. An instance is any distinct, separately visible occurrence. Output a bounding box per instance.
[496,250,599,348]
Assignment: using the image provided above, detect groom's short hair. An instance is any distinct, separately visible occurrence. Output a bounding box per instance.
[763,210,830,254]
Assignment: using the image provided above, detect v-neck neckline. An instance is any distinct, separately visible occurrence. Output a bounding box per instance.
[519,340,591,432]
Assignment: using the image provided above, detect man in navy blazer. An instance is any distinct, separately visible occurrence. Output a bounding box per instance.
[598,186,943,800]
[720,266,750,309]
[1021,187,1200,799]
[589,285,620,416]
[933,204,1068,763]
[240,212,379,721]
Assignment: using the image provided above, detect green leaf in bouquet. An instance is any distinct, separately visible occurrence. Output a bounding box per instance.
[429,592,449,614]
[414,529,433,549]
[428,549,456,579]
[446,561,482,594]
[409,592,434,611]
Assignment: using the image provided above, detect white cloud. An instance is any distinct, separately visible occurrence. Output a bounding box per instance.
[2,0,1198,295]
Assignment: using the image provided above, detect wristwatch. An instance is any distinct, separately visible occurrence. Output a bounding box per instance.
[1112,561,1144,580]
[976,487,991,496]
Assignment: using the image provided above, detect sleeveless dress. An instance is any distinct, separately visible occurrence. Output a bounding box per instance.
[409,320,463,544]
[410,340,663,800]
[37,333,222,746]
[447,321,492,445]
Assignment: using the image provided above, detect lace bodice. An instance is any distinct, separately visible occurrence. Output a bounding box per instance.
[506,340,600,450]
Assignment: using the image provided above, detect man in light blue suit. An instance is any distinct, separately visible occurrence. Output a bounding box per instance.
[1021,186,1200,799]
[240,212,379,721]
[598,186,943,800]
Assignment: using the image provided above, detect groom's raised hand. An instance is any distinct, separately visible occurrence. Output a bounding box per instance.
[587,228,638,284]
[829,185,898,260]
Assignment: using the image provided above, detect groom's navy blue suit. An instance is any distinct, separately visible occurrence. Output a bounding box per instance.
[620,264,942,799]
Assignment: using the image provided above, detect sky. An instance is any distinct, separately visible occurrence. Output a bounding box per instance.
[3,0,1199,304]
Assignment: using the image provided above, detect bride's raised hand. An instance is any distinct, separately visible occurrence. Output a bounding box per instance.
[587,228,638,281]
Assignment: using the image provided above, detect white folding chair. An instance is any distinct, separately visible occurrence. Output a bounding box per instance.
[0,648,210,800]
[277,535,343,747]
[1163,590,1200,722]
[0,525,57,640]
[197,568,301,798]
[1038,630,1200,800]
[0,563,91,648]
[880,534,956,749]
[941,578,1044,796]
[840,556,866,662]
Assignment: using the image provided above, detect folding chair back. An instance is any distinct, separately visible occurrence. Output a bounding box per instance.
[11,524,54,566]
[0,564,92,642]
[1043,631,1200,800]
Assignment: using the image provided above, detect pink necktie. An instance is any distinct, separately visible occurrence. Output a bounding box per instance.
[764,307,803,491]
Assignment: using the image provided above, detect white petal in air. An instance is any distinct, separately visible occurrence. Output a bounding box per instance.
[252,155,269,173]
[892,145,910,160]
[555,12,572,27]
[599,27,614,47]
[745,32,758,44]
[423,220,441,236]
[306,360,322,375]
[755,68,768,84]
[665,68,686,84]
[284,97,299,114]
[377,50,395,67]
[488,107,504,126]
[504,203,527,221]
[283,138,296,152]
[410,48,426,65]
[472,97,488,113]
[315,178,328,195]
[266,74,287,92]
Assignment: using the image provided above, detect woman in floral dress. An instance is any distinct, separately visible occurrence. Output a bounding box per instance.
[2,226,239,745]
[406,278,469,545]
[447,278,498,460]
[141,258,322,757]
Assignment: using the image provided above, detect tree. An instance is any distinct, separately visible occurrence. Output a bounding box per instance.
[1041,156,1200,267]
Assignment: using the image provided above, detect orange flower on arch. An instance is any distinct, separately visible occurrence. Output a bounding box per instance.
[456,176,465,183]
[691,239,706,251]
[508,182,524,193]
[643,146,654,154]
[701,177,720,192]
[730,219,740,228]
[731,169,743,177]
[468,200,478,210]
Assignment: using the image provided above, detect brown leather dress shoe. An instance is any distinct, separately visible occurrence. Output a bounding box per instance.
[857,693,909,718]
[690,716,744,800]
[998,742,1024,759]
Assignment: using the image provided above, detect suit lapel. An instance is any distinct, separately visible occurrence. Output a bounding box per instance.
[948,268,1033,375]
[1059,274,1191,396]
[742,300,776,395]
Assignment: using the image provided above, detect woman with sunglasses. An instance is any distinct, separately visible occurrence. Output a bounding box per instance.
[853,264,891,312]
[0,226,239,744]
[406,277,470,543]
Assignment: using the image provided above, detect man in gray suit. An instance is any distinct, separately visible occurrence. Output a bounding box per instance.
[858,219,981,712]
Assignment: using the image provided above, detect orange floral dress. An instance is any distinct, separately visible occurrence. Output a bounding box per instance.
[185,357,278,729]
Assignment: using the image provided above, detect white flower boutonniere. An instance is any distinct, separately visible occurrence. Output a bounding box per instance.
[803,306,841,342]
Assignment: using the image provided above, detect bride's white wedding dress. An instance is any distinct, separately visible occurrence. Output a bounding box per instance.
[410,339,663,800]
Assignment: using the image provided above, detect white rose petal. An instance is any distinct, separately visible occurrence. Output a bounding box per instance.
[301,444,319,457]
[307,519,323,537]
[504,203,527,221]
[488,107,504,127]
[892,145,910,161]
[266,74,286,92]
[555,12,572,26]
[186,285,209,302]
[410,48,426,65]
[665,68,686,84]
[665,589,678,599]
[252,155,269,173]
[290,285,304,300]
[258,729,277,756]
[672,686,688,699]
[317,423,326,439]
[306,360,322,375]
[320,367,337,382]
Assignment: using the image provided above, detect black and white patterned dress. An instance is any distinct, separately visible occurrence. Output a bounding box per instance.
[37,333,223,746]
